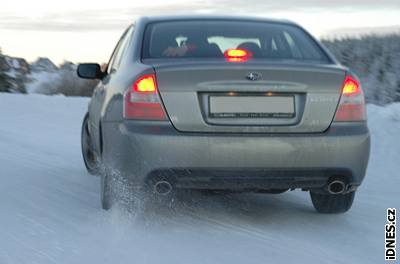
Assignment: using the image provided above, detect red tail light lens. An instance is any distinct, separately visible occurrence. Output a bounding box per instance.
[334,75,366,122]
[224,49,252,62]
[123,74,167,120]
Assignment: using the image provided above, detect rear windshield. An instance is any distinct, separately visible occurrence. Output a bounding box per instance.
[142,20,331,63]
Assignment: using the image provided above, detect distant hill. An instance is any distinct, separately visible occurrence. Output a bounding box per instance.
[30,57,58,72]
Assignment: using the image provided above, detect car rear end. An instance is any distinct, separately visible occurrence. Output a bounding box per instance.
[101,18,369,210]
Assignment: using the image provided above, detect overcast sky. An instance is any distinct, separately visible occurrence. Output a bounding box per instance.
[1,0,399,63]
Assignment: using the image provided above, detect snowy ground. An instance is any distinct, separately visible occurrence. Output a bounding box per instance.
[0,93,399,264]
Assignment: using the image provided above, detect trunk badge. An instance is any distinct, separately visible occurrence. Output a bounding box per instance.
[246,72,262,81]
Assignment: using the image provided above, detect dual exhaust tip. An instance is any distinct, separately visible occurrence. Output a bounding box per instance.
[327,179,347,194]
[154,180,172,196]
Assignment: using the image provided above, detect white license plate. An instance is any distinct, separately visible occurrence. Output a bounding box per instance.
[209,95,295,118]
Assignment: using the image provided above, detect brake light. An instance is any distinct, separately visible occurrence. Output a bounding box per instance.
[123,74,167,120]
[134,75,157,92]
[224,49,252,62]
[334,75,366,122]
[342,76,360,96]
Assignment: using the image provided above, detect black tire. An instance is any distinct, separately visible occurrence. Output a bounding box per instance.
[310,191,355,214]
[81,113,100,175]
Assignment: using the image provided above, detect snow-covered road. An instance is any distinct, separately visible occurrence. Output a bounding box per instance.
[0,94,399,264]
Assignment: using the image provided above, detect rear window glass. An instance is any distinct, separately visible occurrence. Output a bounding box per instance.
[142,20,330,63]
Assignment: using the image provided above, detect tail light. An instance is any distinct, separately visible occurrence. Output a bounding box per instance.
[123,74,167,120]
[334,75,366,122]
[224,49,252,62]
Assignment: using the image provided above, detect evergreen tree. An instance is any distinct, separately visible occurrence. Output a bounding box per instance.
[0,48,12,93]
[395,80,400,102]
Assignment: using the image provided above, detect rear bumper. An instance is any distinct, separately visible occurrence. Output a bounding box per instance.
[102,121,370,191]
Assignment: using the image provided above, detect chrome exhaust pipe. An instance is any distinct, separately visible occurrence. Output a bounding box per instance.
[154,181,172,196]
[327,180,346,194]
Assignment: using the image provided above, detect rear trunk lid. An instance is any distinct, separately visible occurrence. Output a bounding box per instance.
[150,60,346,133]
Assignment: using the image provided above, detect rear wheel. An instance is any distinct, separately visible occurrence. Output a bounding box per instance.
[81,113,100,175]
[310,191,355,214]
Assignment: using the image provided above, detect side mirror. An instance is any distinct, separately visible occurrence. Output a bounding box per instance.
[77,63,104,79]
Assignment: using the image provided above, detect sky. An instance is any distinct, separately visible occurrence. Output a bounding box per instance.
[0,0,399,64]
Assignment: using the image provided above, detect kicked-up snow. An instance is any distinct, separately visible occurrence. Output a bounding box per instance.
[0,93,399,264]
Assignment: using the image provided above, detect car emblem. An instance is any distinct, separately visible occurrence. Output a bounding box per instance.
[246,72,262,81]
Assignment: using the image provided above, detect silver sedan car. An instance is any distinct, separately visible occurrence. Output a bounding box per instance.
[78,16,370,214]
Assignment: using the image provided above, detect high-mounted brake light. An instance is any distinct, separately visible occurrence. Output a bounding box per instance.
[224,49,252,62]
[334,75,366,122]
[123,74,167,120]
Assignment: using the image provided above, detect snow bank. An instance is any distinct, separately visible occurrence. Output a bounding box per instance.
[0,93,399,264]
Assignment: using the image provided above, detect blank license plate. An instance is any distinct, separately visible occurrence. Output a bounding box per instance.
[209,96,295,118]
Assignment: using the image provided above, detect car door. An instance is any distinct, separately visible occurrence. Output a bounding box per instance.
[88,26,133,155]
